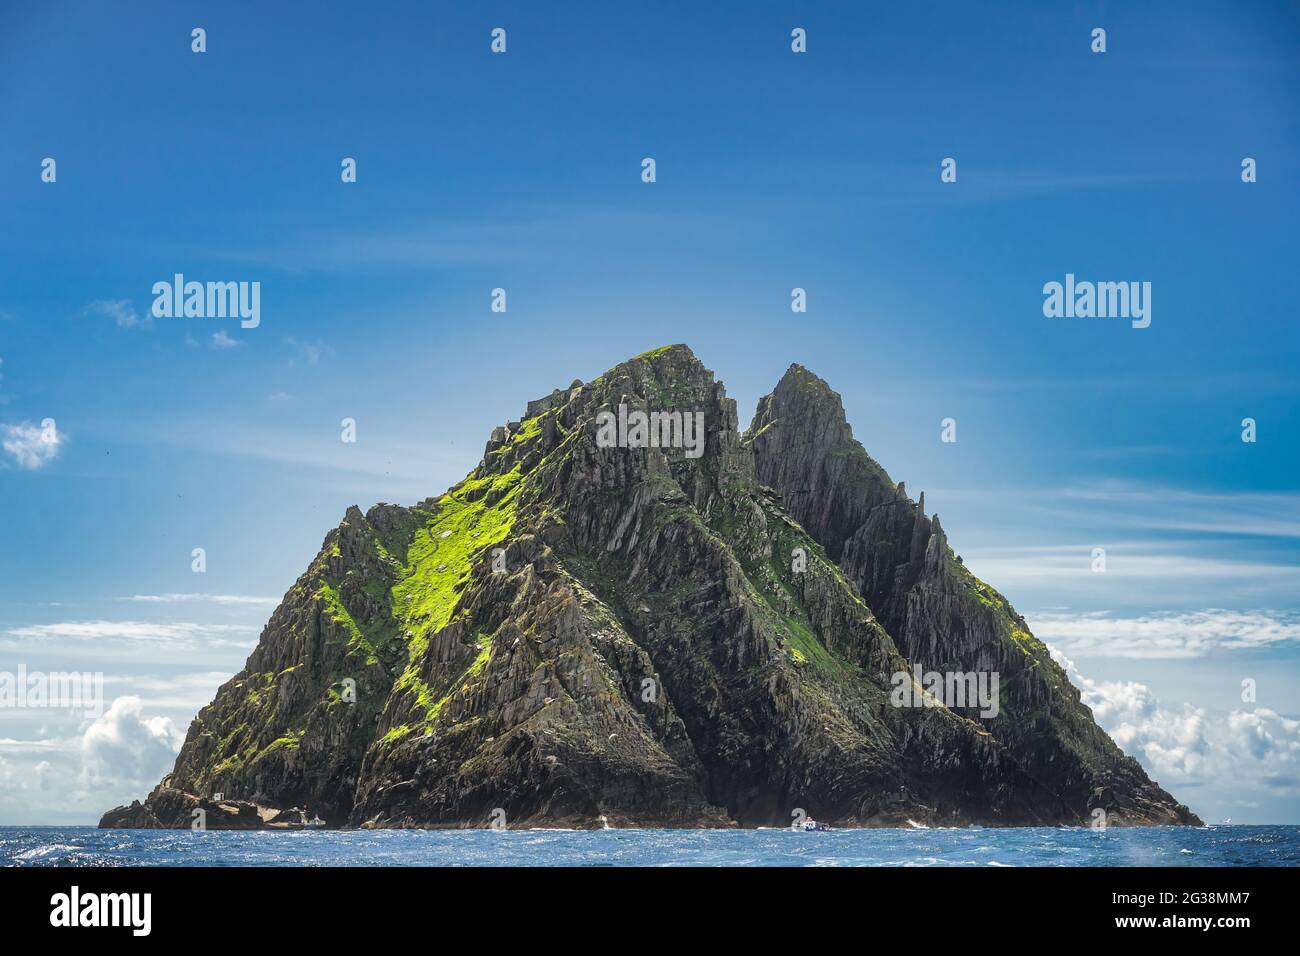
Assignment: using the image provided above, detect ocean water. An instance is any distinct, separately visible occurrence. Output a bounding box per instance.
[3,825,1297,867]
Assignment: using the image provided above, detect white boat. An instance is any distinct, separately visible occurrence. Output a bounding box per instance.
[800,818,832,832]
[304,814,326,829]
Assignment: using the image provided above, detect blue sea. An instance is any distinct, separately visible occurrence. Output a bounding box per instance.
[3,825,1297,866]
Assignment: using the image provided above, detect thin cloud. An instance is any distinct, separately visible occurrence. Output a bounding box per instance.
[938,483,1300,541]
[284,337,335,366]
[144,418,470,486]
[0,738,69,752]
[3,620,258,646]
[121,593,279,608]
[1030,608,1300,660]
[965,544,1300,583]
[86,299,150,330]
[209,330,243,350]
[160,204,724,274]
[100,672,232,711]
[1056,486,1300,540]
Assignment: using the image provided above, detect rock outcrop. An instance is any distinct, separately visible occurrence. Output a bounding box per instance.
[100,345,1198,829]
[99,781,316,829]
[747,363,1200,826]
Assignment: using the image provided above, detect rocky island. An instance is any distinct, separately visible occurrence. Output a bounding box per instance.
[101,345,1200,830]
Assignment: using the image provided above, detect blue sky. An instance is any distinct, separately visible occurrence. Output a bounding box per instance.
[1,0,1298,825]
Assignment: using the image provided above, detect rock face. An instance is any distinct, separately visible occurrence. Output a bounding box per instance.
[100,345,1198,829]
[748,363,1200,827]
[99,784,313,829]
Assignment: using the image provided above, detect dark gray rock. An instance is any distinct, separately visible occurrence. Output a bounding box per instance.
[100,346,1198,830]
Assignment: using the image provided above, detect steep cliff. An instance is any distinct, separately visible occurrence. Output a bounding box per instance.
[101,345,1198,829]
[747,363,1199,826]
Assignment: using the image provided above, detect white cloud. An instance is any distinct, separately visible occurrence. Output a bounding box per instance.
[100,671,231,711]
[3,620,257,647]
[965,543,1300,583]
[1028,608,1300,659]
[935,483,1300,541]
[210,330,243,350]
[0,737,70,752]
[79,696,182,789]
[0,754,23,792]
[956,538,1300,614]
[86,298,150,330]
[121,593,279,608]
[179,205,717,273]
[1,419,63,469]
[142,417,471,489]
[1050,646,1300,795]
[1058,486,1300,540]
[284,337,334,366]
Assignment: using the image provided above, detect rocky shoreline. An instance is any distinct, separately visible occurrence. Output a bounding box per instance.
[100,783,319,830]
[100,785,1185,830]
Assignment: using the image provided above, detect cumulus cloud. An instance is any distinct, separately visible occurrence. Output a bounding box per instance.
[1028,608,1300,659]
[79,696,183,789]
[87,298,149,330]
[1,419,63,469]
[1050,646,1300,794]
[210,330,243,350]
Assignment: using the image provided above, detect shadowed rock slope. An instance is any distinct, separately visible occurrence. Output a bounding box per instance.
[101,345,1198,829]
[746,363,1199,827]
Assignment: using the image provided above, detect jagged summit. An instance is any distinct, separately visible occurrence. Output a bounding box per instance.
[748,362,1198,826]
[101,345,1198,830]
